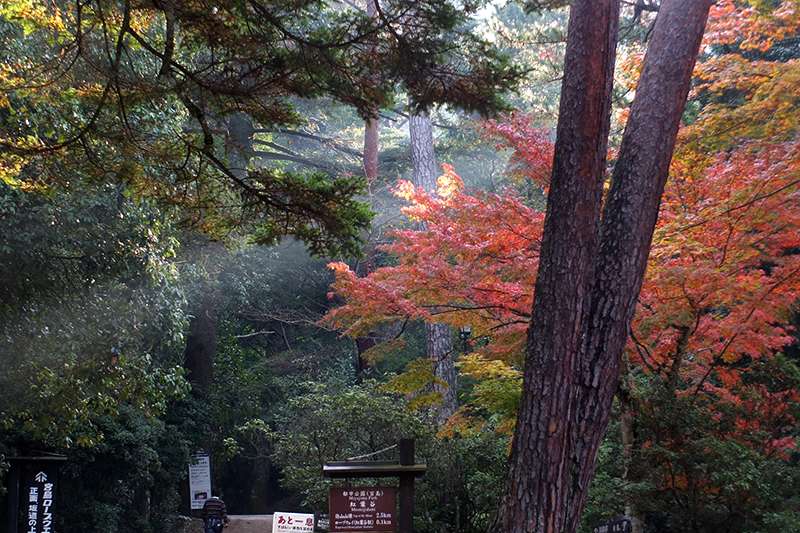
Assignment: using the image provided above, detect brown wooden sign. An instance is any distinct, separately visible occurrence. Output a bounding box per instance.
[329,487,396,532]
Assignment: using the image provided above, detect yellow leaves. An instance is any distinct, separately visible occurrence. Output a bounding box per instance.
[381,358,446,411]
[459,353,521,381]
[0,0,67,34]
[617,44,645,92]
[0,148,27,187]
[705,0,800,51]
[457,354,522,433]
[128,8,158,36]
[680,59,800,160]
[436,163,464,199]
[359,337,407,366]
[394,179,416,201]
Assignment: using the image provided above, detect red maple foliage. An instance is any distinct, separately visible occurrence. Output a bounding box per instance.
[324,1,800,453]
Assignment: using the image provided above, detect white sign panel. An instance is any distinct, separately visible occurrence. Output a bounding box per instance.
[188,453,212,510]
[272,512,315,533]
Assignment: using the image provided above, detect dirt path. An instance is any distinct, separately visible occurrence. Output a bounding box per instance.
[226,515,274,533]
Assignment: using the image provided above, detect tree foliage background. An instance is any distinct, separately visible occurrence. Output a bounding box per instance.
[1,1,799,532]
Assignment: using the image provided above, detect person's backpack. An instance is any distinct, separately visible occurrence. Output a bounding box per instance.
[206,517,224,532]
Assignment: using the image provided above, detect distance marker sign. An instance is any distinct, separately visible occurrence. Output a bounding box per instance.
[329,487,396,532]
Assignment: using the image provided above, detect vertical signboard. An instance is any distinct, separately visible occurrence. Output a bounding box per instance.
[329,487,396,532]
[188,453,212,510]
[19,462,59,533]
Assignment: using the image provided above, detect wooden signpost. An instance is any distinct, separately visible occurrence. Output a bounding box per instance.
[323,439,425,533]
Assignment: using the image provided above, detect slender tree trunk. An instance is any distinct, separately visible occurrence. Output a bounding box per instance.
[183,291,218,394]
[619,356,643,533]
[620,409,641,533]
[409,111,458,424]
[495,1,712,531]
[363,0,380,184]
[353,0,381,378]
[364,118,379,182]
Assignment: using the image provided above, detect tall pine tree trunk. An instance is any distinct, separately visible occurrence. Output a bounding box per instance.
[495,2,620,530]
[409,111,457,424]
[355,109,379,375]
[495,1,712,531]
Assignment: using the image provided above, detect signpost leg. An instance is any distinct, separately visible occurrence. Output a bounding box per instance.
[398,439,414,533]
[6,462,19,533]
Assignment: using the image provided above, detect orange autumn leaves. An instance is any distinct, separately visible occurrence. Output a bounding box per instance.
[326,162,544,364]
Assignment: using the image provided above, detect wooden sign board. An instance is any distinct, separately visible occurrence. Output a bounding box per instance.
[329,487,396,532]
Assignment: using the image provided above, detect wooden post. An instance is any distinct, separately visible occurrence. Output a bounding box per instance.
[398,439,415,533]
[6,461,19,533]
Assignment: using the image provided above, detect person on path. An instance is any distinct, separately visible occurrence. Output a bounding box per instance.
[202,495,229,533]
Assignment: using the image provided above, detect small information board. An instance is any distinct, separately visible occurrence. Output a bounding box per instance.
[593,516,632,533]
[188,453,212,510]
[273,512,315,532]
[329,487,396,532]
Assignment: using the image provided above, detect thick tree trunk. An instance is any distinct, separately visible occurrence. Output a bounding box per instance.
[494,1,620,530]
[570,3,711,528]
[409,111,457,424]
[495,1,712,532]
[409,112,438,191]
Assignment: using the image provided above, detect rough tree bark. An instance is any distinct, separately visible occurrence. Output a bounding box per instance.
[568,3,712,529]
[495,1,712,531]
[493,1,620,530]
[409,111,458,424]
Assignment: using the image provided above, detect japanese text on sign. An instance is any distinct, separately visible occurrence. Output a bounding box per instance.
[188,453,212,510]
[272,512,315,533]
[593,517,632,533]
[22,467,57,533]
[329,487,396,532]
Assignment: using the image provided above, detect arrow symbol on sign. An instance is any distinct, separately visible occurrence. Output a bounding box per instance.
[34,472,47,483]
